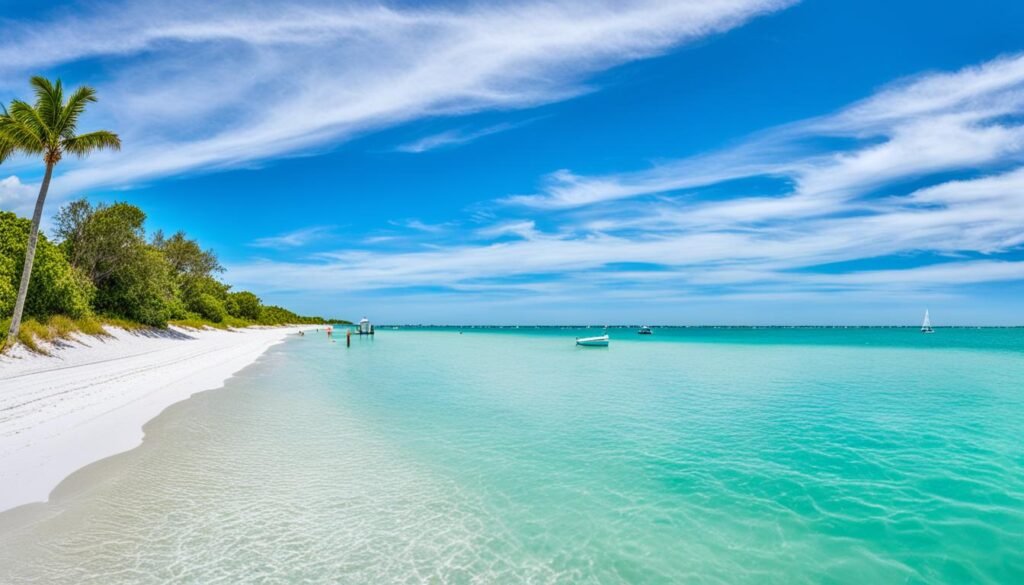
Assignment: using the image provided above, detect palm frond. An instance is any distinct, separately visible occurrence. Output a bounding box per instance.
[0,107,9,164]
[57,85,97,139]
[63,130,121,157]
[9,100,49,139]
[5,77,119,164]
[0,138,13,165]
[31,76,63,129]
[0,100,47,151]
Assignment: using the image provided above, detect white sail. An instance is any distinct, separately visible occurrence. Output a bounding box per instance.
[921,310,934,333]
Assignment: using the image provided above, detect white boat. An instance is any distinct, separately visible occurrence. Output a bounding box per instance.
[638,325,652,335]
[576,334,609,347]
[358,317,375,335]
[921,310,935,334]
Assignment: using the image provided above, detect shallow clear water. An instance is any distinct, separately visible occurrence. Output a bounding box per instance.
[2,328,1023,583]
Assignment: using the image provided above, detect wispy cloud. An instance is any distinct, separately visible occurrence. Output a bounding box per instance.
[388,219,453,234]
[506,54,1024,213]
[0,0,794,202]
[475,220,542,240]
[250,226,336,249]
[226,54,1024,305]
[395,122,526,153]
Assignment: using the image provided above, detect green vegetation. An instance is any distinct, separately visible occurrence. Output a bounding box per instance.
[0,212,93,321]
[0,314,108,355]
[0,76,327,352]
[1,202,327,351]
[0,76,121,342]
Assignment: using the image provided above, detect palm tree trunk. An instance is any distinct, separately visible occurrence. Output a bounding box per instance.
[6,162,55,344]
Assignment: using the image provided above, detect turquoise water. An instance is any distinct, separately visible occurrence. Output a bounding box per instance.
[1,328,1022,583]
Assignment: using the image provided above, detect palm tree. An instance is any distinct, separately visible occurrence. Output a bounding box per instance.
[0,76,120,342]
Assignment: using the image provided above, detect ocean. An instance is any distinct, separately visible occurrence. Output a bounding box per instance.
[2,327,1022,583]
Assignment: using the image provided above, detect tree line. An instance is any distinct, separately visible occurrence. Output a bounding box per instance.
[0,200,325,338]
[1,77,329,346]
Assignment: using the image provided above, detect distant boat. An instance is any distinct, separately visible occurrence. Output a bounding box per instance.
[638,325,652,335]
[358,317,375,335]
[921,310,935,334]
[576,334,609,347]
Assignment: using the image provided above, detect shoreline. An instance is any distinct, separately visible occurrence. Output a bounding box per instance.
[0,324,316,513]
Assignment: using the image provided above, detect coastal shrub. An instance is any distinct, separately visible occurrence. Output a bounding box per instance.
[92,246,176,326]
[193,293,227,323]
[179,275,227,314]
[226,291,262,320]
[224,296,239,319]
[153,231,228,318]
[258,305,297,325]
[164,295,190,320]
[222,315,250,328]
[0,265,14,318]
[55,202,177,326]
[56,201,147,285]
[254,305,326,325]
[0,211,94,320]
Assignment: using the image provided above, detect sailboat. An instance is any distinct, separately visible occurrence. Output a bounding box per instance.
[921,310,935,334]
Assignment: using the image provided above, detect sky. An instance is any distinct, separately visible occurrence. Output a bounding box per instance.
[1,0,1024,325]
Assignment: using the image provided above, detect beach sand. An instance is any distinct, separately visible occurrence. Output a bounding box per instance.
[0,325,312,513]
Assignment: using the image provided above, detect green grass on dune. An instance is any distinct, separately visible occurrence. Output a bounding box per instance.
[1,315,109,355]
[2,314,318,355]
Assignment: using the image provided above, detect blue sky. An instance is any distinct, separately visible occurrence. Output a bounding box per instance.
[2,0,1024,324]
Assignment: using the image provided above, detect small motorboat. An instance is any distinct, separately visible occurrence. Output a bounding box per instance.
[638,325,652,335]
[576,334,609,347]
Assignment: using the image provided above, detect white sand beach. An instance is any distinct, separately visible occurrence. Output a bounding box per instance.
[0,325,311,513]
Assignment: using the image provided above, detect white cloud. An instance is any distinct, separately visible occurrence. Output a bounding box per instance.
[395,122,524,153]
[813,260,1024,287]
[250,226,335,249]
[0,176,38,217]
[0,0,794,201]
[475,220,541,240]
[389,219,452,234]
[508,53,1024,211]
[224,54,1024,306]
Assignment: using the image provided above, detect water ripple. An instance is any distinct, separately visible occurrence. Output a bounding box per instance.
[1,330,1022,583]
